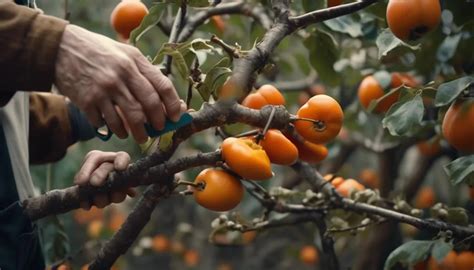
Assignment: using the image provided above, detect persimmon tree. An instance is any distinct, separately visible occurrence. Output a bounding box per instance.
[28,0,474,269]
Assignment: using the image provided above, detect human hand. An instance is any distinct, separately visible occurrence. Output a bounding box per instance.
[55,25,187,144]
[74,150,136,209]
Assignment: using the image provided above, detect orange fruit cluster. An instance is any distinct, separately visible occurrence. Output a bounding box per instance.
[243,85,331,164]
[386,0,441,41]
[358,72,418,113]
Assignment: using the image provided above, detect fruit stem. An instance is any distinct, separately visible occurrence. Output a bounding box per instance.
[177,180,204,190]
[235,129,260,138]
[256,106,276,144]
[291,117,326,131]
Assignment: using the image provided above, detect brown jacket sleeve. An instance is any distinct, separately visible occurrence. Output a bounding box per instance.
[0,1,67,100]
[29,92,74,164]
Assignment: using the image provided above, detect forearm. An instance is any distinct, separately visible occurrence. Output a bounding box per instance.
[29,93,95,164]
[0,1,67,92]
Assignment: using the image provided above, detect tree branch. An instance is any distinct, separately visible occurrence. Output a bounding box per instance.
[289,0,379,29]
[23,103,291,221]
[89,180,174,270]
[177,1,272,43]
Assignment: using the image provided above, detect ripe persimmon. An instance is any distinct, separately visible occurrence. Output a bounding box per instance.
[242,93,269,110]
[210,15,226,33]
[242,84,285,109]
[414,186,435,209]
[359,169,380,189]
[109,210,126,232]
[324,174,345,188]
[417,138,441,156]
[184,249,200,267]
[439,251,457,270]
[295,94,344,144]
[221,137,273,180]
[336,179,365,197]
[151,234,170,253]
[358,73,417,113]
[87,220,103,238]
[258,84,286,106]
[110,0,149,39]
[259,130,299,165]
[442,99,474,153]
[193,168,244,211]
[286,134,328,163]
[386,0,441,41]
[328,0,343,7]
[455,251,474,270]
[299,245,319,265]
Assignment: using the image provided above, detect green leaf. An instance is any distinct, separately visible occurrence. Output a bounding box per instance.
[323,15,363,38]
[376,28,420,59]
[446,207,469,226]
[198,67,232,101]
[384,240,434,270]
[130,4,166,45]
[436,33,462,62]
[431,240,453,262]
[434,76,474,107]
[382,94,424,136]
[154,39,215,79]
[444,155,474,186]
[304,28,339,86]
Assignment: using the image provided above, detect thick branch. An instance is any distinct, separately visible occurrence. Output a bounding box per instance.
[89,180,175,270]
[289,0,379,29]
[24,102,291,221]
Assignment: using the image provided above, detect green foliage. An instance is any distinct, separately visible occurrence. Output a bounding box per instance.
[384,239,453,270]
[304,27,339,86]
[130,3,166,45]
[435,76,474,107]
[444,155,474,185]
[376,29,420,59]
[382,92,424,137]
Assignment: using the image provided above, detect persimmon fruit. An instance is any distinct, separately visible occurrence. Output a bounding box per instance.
[193,168,244,212]
[386,0,441,41]
[358,73,418,113]
[152,234,170,253]
[110,0,149,39]
[299,245,319,265]
[287,134,328,163]
[221,137,273,180]
[336,179,365,197]
[328,0,343,7]
[242,84,285,109]
[442,99,474,153]
[259,130,299,165]
[359,169,380,189]
[295,94,344,144]
[414,186,435,209]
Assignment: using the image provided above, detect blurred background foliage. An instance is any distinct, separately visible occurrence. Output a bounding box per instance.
[31,0,473,269]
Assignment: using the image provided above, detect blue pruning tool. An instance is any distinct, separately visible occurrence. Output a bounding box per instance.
[95,112,193,141]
